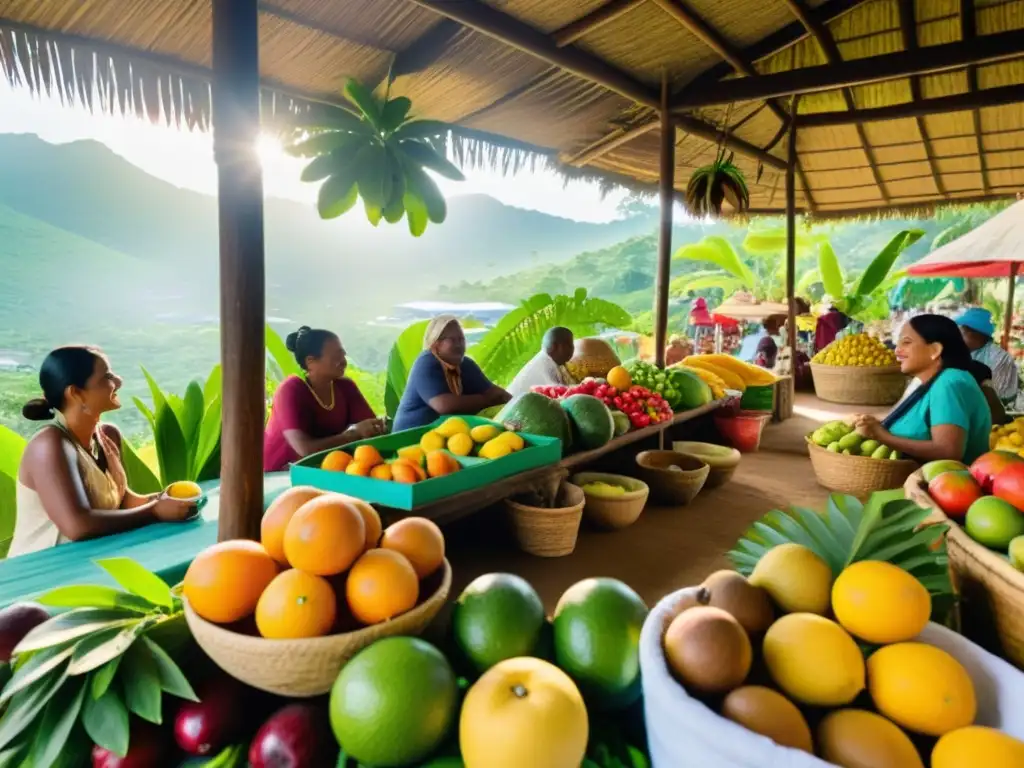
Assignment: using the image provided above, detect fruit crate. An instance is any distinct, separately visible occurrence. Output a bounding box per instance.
[290,416,562,510]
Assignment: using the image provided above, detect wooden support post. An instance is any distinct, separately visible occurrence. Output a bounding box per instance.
[654,74,675,369]
[1004,263,1019,351]
[212,0,266,541]
[785,111,798,371]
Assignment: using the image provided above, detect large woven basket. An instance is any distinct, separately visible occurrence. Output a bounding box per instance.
[183,559,452,697]
[505,482,585,557]
[634,451,710,506]
[810,362,907,405]
[905,471,1024,670]
[806,437,918,498]
[571,472,650,530]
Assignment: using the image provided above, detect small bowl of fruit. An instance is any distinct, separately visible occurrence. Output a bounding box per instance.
[571,472,649,530]
[163,480,207,517]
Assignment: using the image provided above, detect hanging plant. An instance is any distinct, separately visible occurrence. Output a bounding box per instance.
[287,78,465,236]
[684,147,750,217]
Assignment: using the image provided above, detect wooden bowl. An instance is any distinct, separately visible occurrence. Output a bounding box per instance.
[183,559,452,697]
[571,472,649,530]
[671,441,742,489]
[635,451,710,506]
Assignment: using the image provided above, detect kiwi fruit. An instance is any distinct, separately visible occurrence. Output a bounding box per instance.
[663,606,752,695]
[701,570,775,635]
[721,686,813,753]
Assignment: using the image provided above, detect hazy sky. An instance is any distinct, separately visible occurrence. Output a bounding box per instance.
[0,82,631,224]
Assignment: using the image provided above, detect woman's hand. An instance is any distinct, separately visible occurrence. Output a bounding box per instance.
[351,418,386,439]
[153,496,198,523]
[853,413,885,441]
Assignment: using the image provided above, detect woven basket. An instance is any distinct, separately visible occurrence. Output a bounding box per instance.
[505,482,585,557]
[634,451,710,506]
[571,472,650,530]
[672,441,741,489]
[183,559,452,697]
[905,471,1024,670]
[810,362,907,405]
[806,437,918,498]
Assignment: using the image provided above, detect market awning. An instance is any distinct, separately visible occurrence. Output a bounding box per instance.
[714,297,789,321]
[907,199,1024,278]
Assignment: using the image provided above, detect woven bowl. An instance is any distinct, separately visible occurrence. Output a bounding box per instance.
[672,441,742,489]
[810,362,908,406]
[571,472,649,530]
[806,437,917,498]
[634,451,710,506]
[183,559,452,697]
[505,482,584,557]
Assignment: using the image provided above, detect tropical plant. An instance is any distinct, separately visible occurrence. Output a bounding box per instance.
[287,78,464,235]
[684,149,749,217]
[729,491,953,623]
[383,320,431,419]
[0,425,26,559]
[0,558,197,766]
[670,235,812,302]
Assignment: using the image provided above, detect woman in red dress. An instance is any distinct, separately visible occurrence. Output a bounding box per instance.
[263,326,385,472]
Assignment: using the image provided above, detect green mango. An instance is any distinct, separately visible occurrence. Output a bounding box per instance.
[871,444,890,459]
[889,449,902,460]
[811,428,832,446]
[860,439,880,456]
[827,441,841,453]
[842,448,853,455]
[838,432,862,450]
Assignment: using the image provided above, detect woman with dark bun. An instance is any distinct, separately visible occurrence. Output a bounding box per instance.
[11,346,197,557]
[263,326,385,472]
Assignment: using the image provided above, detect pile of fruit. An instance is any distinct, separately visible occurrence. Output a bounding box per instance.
[319,417,527,483]
[989,416,1024,453]
[680,353,777,393]
[662,546,1024,765]
[564,337,622,383]
[812,333,898,367]
[533,378,674,432]
[922,452,1024,571]
[621,359,717,410]
[184,487,447,637]
[809,419,904,460]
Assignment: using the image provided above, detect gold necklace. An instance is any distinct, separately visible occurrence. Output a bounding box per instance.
[304,377,335,411]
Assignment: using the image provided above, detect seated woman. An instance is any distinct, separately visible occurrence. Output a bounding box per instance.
[12,346,197,557]
[393,315,511,432]
[264,326,385,472]
[852,314,992,465]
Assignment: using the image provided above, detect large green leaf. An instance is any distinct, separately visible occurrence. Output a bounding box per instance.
[852,229,925,298]
[180,381,205,472]
[140,637,197,702]
[193,397,222,481]
[0,666,69,751]
[120,642,162,724]
[94,558,172,609]
[384,320,430,419]
[30,677,85,768]
[153,402,188,485]
[817,242,846,299]
[740,228,827,256]
[669,272,745,297]
[673,237,756,289]
[14,609,138,655]
[0,426,25,559]
[82,687,129,757]
[119,437,162,494]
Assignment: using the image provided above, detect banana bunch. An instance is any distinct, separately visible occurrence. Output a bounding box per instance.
[288,78,463,237]
[684,150,750,217]
[685,354,777,389]
[673,363,727,399]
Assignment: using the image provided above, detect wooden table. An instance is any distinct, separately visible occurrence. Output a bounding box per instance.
[0,399,724,607]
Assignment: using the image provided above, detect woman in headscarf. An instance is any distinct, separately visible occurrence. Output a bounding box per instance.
[392,315,511,432]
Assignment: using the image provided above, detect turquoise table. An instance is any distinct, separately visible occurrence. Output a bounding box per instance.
[0,473,292,608]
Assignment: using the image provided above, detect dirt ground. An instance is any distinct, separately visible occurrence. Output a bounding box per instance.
[444,394,888,611]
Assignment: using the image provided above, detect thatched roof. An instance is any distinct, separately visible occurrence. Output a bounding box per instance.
[2,0,1023,215]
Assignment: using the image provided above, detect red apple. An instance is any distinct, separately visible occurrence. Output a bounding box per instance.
[972,451,1024,494]
[174,674,246,756]
[249,703,337,767]
[92,720,168,767]
[992,463,1024,512]
[928,470,983,520]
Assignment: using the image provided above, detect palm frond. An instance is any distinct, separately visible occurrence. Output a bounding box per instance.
[670,273,745,297]
[673,237,756,288]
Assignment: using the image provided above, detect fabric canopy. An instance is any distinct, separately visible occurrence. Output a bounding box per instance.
[907,199,1024,278]
[714,296,790,320]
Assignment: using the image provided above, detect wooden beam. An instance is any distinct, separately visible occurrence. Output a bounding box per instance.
[654,73,674,370]
[899,0,945,196]
[672,28,1024,109]
[1004,263,1019,351]
[650,0,753,75]
[390,19,463,78]
[961,0,990,195]
[563,118,659,165]
[779,0,888,203]
[406,0,787,170]
[795,84,1024,126]
[212,0,266,542]
[553,0,647,47]
[785,112,797,367]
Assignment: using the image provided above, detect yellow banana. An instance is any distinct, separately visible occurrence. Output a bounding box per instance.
[683,358,746,392]
[690,354,777,387]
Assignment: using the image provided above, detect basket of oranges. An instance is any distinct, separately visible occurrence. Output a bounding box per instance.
[182,486,451,697]
[810,333,907,405]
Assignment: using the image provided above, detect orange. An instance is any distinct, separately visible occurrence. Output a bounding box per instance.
[346,549,419,624]
[255,569,337,639]
[347,497,383,550]
[284,494,366,576]
[320,450,353,472]
[391,461,420,485]
[346,460,372,477]
[426,451,458,478]
[393,458,427,481]
[261,486,324,565]
[183,540,279,624]
[353,445,384,468]
[370,463,393,481]
[380,517,445,579]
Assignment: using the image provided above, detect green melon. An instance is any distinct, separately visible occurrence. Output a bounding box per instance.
[496,392,572,447]
[452,573,545,674]
[612,410,630,437]
[669,367,713,409]
[561,394,615,450]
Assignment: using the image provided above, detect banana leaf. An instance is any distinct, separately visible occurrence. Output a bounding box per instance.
[817,242,845,299]
[852,230,925,299]
[668,271,744,297]
[265,325,303,382]
[0,426,26,559]
[469,289,632,386]
[673,237,756,290]
[740,228,827,256]
[119,438,162,495]
[384,320,430,419]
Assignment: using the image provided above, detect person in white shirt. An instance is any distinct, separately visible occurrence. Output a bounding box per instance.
[956,307,1019,405]
[507,327,577,396]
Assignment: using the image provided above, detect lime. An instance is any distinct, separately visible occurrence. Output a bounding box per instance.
[329,637,457,766]
[965,497,1024,549]
[552,578,648,710]
[452,573,544,674]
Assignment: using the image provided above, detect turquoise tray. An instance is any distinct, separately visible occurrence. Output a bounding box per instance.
[290,416,562,510]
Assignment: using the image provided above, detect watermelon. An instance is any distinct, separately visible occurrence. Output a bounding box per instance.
[671,368,713,409]
[611,411,630,437]
[497,392,572,448]
[561,394,615,450]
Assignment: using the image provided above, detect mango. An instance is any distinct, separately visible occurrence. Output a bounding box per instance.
[479,439,513,460]
[859,440,880,456]
[436,417,471,438]
[420,431,446,452]
[447,433,474,457]
[871,444,890,460]
[827,442,841,453]
[838,432,862,451]
[494,431,525,452]
[469,424,502,444]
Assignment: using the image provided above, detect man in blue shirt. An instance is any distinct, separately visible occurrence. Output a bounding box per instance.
[956,307,1019,405]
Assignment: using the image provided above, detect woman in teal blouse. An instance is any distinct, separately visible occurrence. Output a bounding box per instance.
[853,314,992,465]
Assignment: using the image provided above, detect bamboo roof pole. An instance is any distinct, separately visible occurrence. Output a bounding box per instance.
[654,71,675,369]
[1004,263,1019,352]
[212,0,267,541]
[785,104,798,381]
